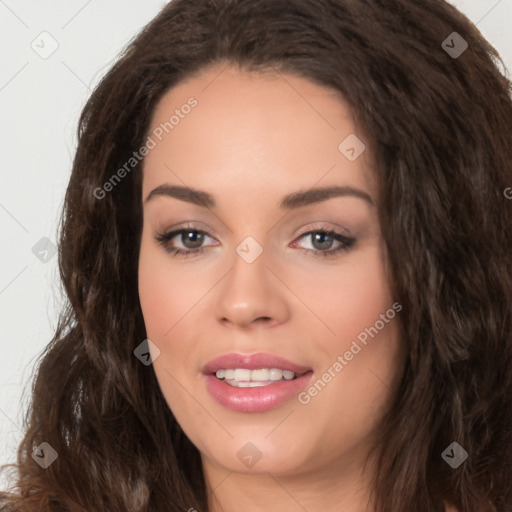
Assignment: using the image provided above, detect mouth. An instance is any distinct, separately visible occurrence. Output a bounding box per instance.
[202,352,314,412]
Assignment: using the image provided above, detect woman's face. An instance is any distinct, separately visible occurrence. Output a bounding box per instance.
[138,63,404,481]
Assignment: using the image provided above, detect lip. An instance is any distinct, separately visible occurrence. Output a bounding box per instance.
[202,352,313,413]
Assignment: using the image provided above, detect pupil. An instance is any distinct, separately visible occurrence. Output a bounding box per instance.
[313,233,332,250]
[184,231,203,248]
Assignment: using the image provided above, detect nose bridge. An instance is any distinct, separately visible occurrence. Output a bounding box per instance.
[215,232,289,327]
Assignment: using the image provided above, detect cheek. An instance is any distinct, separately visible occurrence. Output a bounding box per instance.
[293,264,402,457]
[138,268,177,339]
[293,244,402,405]
[290,242,395,350]
[138,235,202,414]
[138,232,202,339]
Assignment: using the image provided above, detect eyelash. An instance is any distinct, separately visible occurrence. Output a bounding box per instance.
[154,224,355,259]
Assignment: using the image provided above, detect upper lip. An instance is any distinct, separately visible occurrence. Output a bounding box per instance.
[202,352,312,375]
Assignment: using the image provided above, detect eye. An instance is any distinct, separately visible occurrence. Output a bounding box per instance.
[292,228,355,258]
[153,224,355,259]
[154,225,217,258]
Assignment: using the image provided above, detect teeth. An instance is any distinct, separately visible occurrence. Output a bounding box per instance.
[214,368,298,383]
[233,369,251,381]
[269,368,283,381]
[251,369,270,381]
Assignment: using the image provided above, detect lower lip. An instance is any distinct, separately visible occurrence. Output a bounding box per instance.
[204,372,313,413]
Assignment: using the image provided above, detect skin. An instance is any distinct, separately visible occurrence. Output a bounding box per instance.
[138,62,405,512]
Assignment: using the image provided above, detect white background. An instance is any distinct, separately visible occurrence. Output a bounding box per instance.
[1,0,511,490]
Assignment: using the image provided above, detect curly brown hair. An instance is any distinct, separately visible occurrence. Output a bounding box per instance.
[2,0,512,511]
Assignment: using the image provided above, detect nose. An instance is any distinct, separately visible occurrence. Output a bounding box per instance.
[215,244,290,330]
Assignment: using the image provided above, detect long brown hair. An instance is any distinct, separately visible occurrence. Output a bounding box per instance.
[2,1,512,511]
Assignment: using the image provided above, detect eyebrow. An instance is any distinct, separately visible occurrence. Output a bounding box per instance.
[144,184,373,209]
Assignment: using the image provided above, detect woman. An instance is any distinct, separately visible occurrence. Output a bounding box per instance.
[1,0,511,510]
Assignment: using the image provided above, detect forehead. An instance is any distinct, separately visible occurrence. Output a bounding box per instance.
[142,64,375,202]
